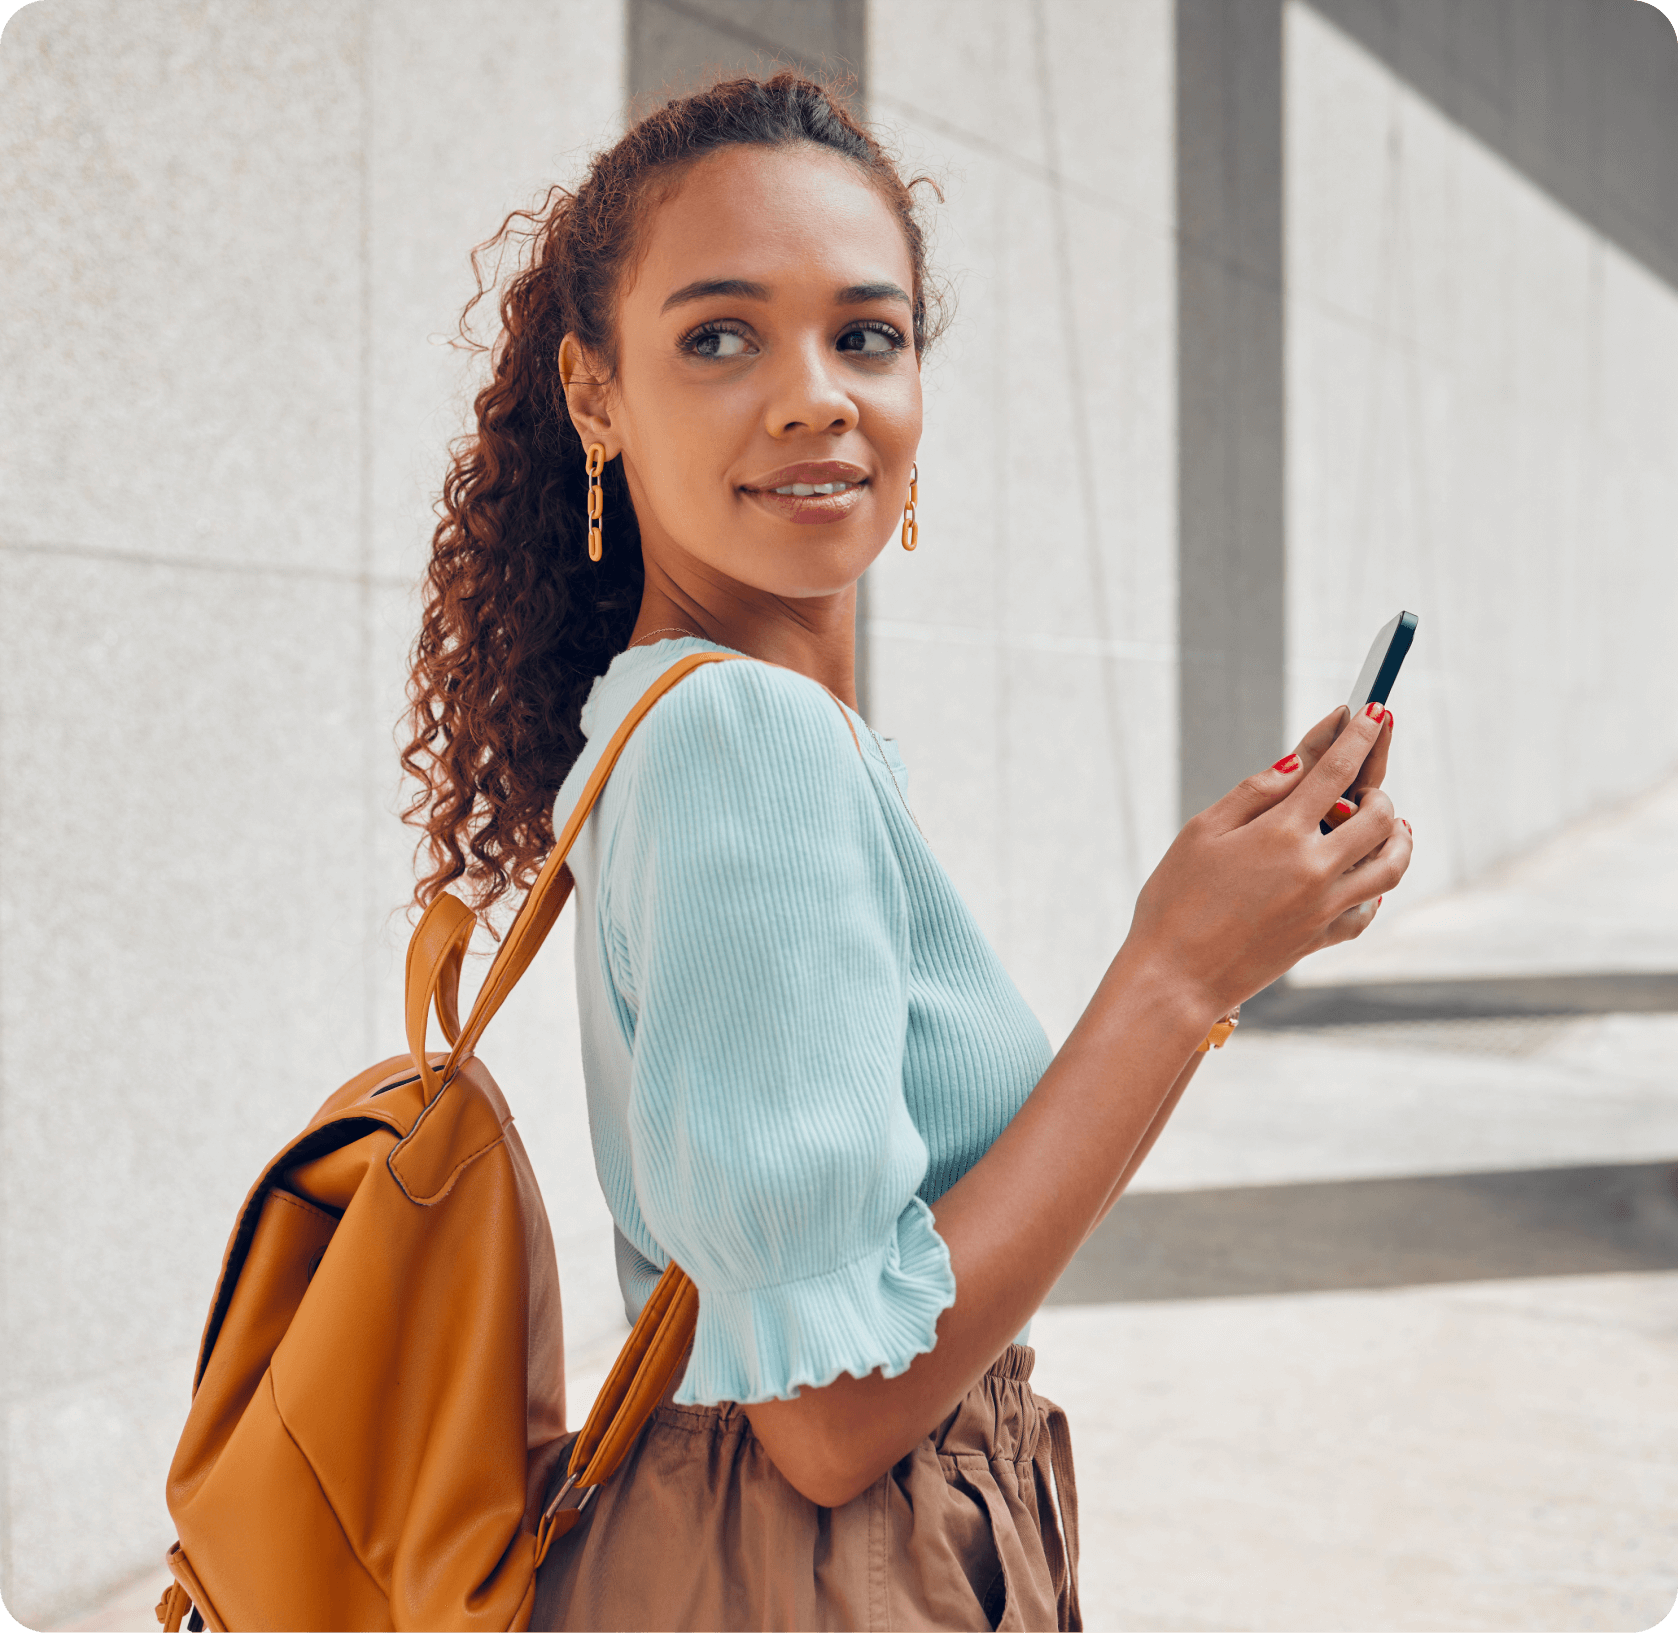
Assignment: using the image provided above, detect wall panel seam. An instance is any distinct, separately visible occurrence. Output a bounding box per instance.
[0,540,412,590]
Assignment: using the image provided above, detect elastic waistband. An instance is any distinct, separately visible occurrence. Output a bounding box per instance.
[986,1342,1036,1384]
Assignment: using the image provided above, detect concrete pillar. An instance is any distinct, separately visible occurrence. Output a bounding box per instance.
[1176,0,1288,821]
[629,0,865,103]
[625,0,870,704]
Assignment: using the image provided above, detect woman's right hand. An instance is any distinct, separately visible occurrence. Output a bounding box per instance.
[748,702,1409,1509]
[1122,701,1411,1022]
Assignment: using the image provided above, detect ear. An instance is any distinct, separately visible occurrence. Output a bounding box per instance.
[559,335,618,456]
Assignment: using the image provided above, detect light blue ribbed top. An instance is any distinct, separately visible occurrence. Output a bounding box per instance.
[556,637,1053,1406]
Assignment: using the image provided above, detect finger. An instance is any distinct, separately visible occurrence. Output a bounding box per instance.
[1313,892,1383,951]
[1348,707,1394,798]
[1327,787,1396,858]
[1326,813,1412,914]
[1205,705,1352,833]
[1322,794,1358,832]
[1294,705,1351,774]
[1201,747,1315,831]
[1290,701,1390,826]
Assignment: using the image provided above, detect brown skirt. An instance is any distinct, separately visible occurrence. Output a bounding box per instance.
[532,1344,1080,1632]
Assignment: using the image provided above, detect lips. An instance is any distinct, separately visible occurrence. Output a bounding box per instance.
[738,460,871,526]
[740,460,869,494]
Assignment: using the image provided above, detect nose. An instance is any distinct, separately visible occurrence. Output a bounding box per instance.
[763,337,858,439]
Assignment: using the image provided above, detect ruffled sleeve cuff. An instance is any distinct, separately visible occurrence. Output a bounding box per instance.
[672,1197,957,1406]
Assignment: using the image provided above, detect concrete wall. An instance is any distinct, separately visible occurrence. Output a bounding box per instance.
[864,0,1179,1048]
[867,0,1678,1035]
[0,3,623,1622]
[4,0,1678,1622]
[629,0,864,105]
[1284,0,1678,900]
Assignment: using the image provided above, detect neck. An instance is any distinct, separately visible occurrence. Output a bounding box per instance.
[628,567,861,712]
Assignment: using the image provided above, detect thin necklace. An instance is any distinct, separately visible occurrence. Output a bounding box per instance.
[860,716,923,837]
[627,625,707,648]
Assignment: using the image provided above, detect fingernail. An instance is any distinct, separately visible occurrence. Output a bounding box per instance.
[1376,895,1384,909]
[1335,797,1356,816]
[1272,753,1302,773]
[1364,701,1386,721]
[1401,818,1411,834]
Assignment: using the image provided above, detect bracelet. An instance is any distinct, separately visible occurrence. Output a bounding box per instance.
[1196,1006,1241,1053]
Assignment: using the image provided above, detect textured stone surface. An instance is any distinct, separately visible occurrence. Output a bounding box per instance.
[1033,1275,1678,1631]
[0,0,362,572]
[367,0,623,585]
[1176,0,1287,823]
[1032,681,1678,1630]
[629,0,864,106]
[0,3,625,1624]
[8,1352,197,1632]
[1301,769,1678,985]
[11,1,1678,1625]
[0,552,368,1394]
[1133,1013,1678,1196]
[865,0,1177,1047]
[1284,3,1678,902]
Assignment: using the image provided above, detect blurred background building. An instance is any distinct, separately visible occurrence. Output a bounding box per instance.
[2,1,1676,1626]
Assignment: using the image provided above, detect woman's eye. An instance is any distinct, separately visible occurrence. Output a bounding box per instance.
[837,324,901,356]
[687,327,753,359]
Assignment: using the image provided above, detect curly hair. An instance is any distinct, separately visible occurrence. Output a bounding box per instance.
[400,71,946,921]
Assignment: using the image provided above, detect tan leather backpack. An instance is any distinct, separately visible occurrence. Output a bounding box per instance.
[158,652,734,1632]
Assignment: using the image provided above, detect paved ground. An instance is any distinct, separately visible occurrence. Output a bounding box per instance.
[1031,771,1678,1630]
[46,777,1678,1630]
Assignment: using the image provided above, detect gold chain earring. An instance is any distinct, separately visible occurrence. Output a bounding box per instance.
[585,443,606,561]
[901,463,918,551]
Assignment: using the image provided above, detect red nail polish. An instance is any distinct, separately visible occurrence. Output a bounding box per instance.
[1377,895,1384,908]
[1272,753,1301,773]
[1364,701,1384,720]
[1402,818,1411,834]
[1334,797,1356,816]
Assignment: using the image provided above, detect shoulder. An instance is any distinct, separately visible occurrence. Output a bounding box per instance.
[597,657,893,906]
[597,657,906,965]
[626,656,865,791]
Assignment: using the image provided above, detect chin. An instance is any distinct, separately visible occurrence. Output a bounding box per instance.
[767,565,879,601]
[734,539,885,601]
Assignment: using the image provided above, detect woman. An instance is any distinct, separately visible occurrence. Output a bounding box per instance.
[403,74,1407,1632]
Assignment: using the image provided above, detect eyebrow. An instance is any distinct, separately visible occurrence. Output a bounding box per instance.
[835,282,912,307]
[661,278,770,312]
[659,277,912,313]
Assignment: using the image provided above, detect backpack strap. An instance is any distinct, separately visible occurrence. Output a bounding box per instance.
[533,1257,699,1563]
[404,645,863,1559]
[403,649,742,1103]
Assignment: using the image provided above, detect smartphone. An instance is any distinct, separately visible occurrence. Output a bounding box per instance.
[1321,610,1417,833]
[1347,610,1417,712]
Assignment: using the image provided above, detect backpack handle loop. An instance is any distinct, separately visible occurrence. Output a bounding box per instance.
[403,892,475,1101]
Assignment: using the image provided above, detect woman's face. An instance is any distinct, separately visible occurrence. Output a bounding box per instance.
[573,143,922,603]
